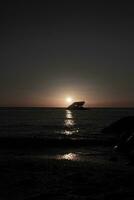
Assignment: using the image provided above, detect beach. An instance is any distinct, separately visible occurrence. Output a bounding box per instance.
[1,145,134,200]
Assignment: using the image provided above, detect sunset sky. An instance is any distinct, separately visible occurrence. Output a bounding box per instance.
[0,1,134,107]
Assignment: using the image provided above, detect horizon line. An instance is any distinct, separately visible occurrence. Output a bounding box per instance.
[0,106,134,109]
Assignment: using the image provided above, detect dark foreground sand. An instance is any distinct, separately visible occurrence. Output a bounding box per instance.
[0,144,134,200]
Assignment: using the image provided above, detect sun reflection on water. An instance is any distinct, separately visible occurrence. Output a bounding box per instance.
[64,129,79,135]
[57,153,79,161]
[63,110,79,135]
[65,110,74,126]
[66,110,73,119]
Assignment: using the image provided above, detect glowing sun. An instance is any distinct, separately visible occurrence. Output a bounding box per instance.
[66,97,73,103]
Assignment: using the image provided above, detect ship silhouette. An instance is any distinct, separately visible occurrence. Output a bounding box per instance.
[67,101,86,110]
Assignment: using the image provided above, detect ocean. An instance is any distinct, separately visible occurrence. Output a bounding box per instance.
[0,107,134,139]
[1,108,134,199]
[0,107,134,161]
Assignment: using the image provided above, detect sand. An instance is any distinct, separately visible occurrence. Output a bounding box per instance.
[0,142,134,200]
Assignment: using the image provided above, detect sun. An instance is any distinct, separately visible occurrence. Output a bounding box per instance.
[66,97,73,103]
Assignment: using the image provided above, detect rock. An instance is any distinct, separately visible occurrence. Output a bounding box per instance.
[102,116,134,156]
[102,116,134,136]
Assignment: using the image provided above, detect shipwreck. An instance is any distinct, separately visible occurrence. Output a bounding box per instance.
[67,101,86,110]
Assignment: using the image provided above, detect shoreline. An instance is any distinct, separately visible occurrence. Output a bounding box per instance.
[0,150,134,200]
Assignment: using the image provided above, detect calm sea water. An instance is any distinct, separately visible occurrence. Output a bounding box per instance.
[0,107,134,139]
[1,107,134,161]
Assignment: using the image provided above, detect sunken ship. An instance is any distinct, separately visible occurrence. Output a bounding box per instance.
[67,101,86,110]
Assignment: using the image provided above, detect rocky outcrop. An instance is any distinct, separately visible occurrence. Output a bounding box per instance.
[102,116,134,136]
[102,116,134,156]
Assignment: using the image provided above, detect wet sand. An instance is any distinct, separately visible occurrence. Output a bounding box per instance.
[0,140,134,200]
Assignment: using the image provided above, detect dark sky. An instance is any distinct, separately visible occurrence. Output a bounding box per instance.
[0,1,134,107]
